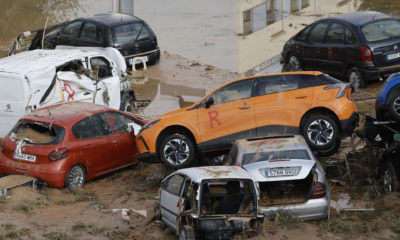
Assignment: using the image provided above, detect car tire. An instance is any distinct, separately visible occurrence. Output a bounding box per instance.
[388,93,400,122]
[286,53,301,71]
[347,67,366,89]
[65,164,86,189]
[302,115,338,151]
[120,91,136,113]
[179,225,196,240]
[316,138,341,157]
[159,133,196,169]
[380,161,399,193]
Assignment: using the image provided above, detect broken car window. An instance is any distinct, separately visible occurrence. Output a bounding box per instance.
[164,174,184,195]
[10,121,65,145]
[61,21,83,38]
[90,57,112,79]
[112,22,143,45]
[242,149,311,165]
[212,79,254,105]
[72,115,105,140]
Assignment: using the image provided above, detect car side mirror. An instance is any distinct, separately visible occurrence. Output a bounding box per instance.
[205,97,214,109]
[394,134,400,142]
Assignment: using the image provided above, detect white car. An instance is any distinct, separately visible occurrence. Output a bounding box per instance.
[0,49,136,137]
[228,135,330,220]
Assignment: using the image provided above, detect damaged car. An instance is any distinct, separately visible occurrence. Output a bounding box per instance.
[0,102,146,189]
[228,135,330,220]
[0,49,138,137]
[379,134,400,193]
[159,166,263,240]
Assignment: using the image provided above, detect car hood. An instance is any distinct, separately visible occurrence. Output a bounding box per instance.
[243,159,315,182]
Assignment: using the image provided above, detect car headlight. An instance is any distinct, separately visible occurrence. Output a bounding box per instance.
[138,119,160,134]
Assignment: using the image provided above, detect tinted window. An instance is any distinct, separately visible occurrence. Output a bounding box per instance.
[228,145,238,165]
[90,57,112,79]
[72,116,105,139]
[163,174,184,195]
[10,121,65,145]
[308,22,329,44]
[62,21,82,38]
[362,19,400,42]
[212,79,254,104]
[113,22,143,44]
[325,23,344,44]
[294,25,311,42]
[80,23,103,42]
[99,112,128,135]
[298,74,327,88]
[242,149,311,165]
[317,74,343,84]
[258,75,299,96]
[345,27,356,44]
[137,26,151,41]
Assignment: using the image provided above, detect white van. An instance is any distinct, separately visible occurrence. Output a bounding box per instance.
[0,49,134,137]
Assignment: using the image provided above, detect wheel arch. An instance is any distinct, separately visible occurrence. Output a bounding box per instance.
[64,163,87,187]
[300,107,340,130]
[156,125,198,158]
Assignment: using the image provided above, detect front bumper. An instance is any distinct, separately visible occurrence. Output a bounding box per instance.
[339,111,359,134]
[261,197,330,221]
[360,63,400,81]
[0,153,67,188]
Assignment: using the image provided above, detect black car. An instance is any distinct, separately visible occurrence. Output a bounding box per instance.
[379,137,400,193]
[281,11,400,88]
[44,13,160,66]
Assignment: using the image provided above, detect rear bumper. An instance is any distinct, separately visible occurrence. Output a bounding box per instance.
[0,153,67,188]
[124,47,160,66]
[360,63,400,81]
[339,111,359,134]
[261,197,329,221]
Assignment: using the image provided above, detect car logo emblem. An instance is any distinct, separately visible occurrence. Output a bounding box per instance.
[395,45,399,50]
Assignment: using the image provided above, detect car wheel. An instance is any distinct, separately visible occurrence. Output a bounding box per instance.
[347,67,366,89]
[389,93,400,122]
[302,115,338,151]
[65,164,86,189]
[316,138,341,157]
[159,133,196,169]
[120,92,136,113]
[380,161,399,193]
[287,54,301,71]
[179,225,196,240]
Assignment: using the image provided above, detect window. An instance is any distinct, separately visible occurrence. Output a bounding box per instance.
[164,174,184,195]
[242,149,311,165]
[112,22,143,44]
[90,57,112,79]
[361,19,400,42]
[294,25,312,42]
[10,121,65,145]
[62,21,82,38]
[99,112,128,135]
[212,79,254,105]
[325,23,344,44]
[345,27,356,44]
[81,23,103,42]
[258,75,299,96]
[72,116,105,139]
[137,26,151,41]
[308,22,329,44]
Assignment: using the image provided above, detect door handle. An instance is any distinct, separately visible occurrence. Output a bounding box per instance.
[295,96,307,99]
[84,145,93,149]
[239,102,251,109]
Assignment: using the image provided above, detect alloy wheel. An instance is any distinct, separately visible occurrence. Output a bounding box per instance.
[163,138,190,166]
[68,166,85,189]
[349,71,360,89]
[392,96,400,118]
[382,168,393,193]
[307,119,334,146]
[289,55,300,71]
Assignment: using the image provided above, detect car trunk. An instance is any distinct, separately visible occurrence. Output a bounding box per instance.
[2,121,65,165]
[118,38,158,57]
[371,38,400,67]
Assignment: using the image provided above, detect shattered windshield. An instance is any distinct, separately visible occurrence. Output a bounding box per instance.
[242,149,311,165]
[362,19,400,42]
[112,22,146,45]
[10,121,65,145]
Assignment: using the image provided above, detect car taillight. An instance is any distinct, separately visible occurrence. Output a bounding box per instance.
[310,182,326,199]
[48,148,69,161]
[361,46,372,62]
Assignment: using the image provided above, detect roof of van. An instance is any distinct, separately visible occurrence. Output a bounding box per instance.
[0,49,99,76]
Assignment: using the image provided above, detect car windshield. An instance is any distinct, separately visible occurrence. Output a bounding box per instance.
[242,149,311,165]
[9,121,65,145]
[362,19,400,42]
[113,22,145,45]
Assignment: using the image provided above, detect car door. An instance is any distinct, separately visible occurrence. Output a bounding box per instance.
[56,21,83,46]
[71,114,113,176]
[196,79,256,151]
[253,74,314,136]
[98,111,137,169]
[302,21,330,71]
[160,174,185,230]
[78,22,106,47]
[322,22,347,75]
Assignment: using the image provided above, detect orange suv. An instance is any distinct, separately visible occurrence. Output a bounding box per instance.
[136,72,358,169]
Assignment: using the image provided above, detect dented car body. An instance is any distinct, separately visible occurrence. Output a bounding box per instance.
[0,102,146,188]
[0,49,129,137]
[228,135,330,220]
[159,166,263,240]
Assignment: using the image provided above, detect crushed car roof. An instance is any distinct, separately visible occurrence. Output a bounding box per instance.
[0,49,100,76]
[237,135,309,153]
[176,166,253,183]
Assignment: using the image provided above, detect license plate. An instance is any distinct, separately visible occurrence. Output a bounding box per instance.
[387,52,400,60]
[14,152,36,162]
[266,168,297,177]
[129,56,148,65]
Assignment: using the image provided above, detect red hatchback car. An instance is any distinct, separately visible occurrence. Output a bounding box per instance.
[0,102,146,188]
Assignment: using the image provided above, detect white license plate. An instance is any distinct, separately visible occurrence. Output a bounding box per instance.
[387,52,400,60]
[14,152,36,162]
[129,56,148,65]
[266,168,297,177]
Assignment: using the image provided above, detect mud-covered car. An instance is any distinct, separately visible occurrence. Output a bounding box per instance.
[0,49,138,137]
[0,102,146,188]
[159,166,264,240]
[228,135,330,220]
